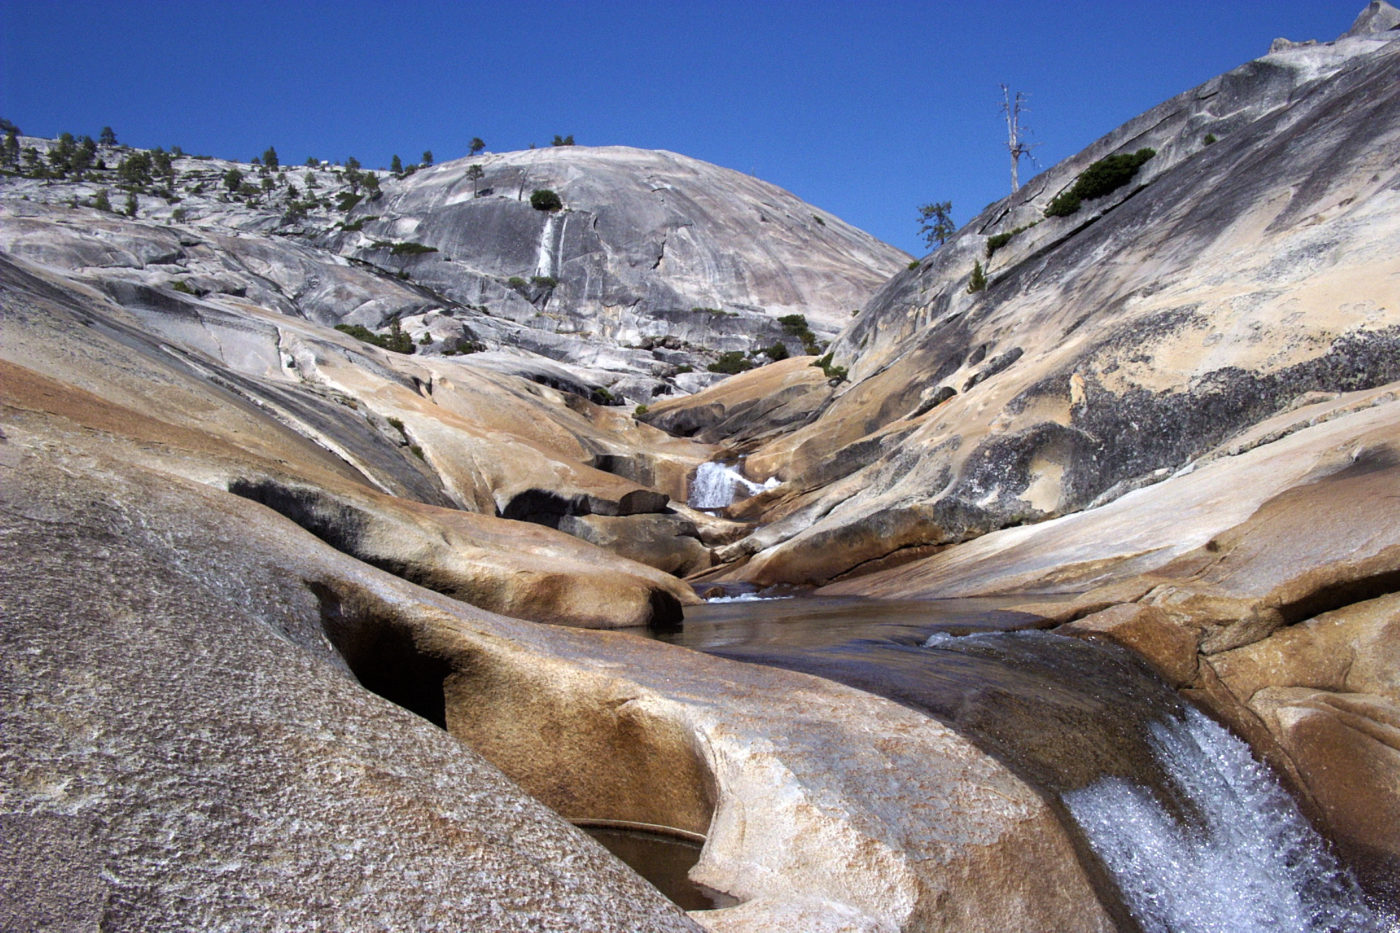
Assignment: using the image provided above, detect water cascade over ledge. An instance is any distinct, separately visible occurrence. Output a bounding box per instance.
[661,600,1393,932]
[688,460,778,510]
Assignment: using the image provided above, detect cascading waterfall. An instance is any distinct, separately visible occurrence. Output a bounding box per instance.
[659,610,1395,932]
[688,460,779,510]
[1065,705,1382,933]
[535,212,564,278]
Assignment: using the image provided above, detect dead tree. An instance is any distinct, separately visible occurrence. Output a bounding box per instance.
[1001,84,1039,194]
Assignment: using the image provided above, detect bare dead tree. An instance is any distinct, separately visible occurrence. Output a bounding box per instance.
[1001,84,1040,194]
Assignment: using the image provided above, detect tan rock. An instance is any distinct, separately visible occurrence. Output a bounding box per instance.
[1061,604,1201,687]
[1206,593,1400,897]
[0,438,1117,932]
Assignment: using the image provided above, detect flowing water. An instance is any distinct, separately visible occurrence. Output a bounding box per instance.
[687,460,779,510]
[534,212,564,278]
[659,597,1392,931]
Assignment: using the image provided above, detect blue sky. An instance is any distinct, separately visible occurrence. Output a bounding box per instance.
[0,1,1369,255]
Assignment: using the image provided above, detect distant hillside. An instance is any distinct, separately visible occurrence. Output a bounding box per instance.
[0,140,907,403]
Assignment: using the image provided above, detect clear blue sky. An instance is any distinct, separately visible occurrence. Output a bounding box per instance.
[0,0,1369,255]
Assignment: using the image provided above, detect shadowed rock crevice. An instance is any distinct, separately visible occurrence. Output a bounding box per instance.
[309,582,453,728]
[224,476,692,630]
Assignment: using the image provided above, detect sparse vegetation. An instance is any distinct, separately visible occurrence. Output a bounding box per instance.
[968,260,987,293]
[907,260,921,270]
[762,341,790,361]
[812,353,847,382]
[708,351,756,375]
[334,322,415,354]
[634,404,649,417]
[1044,148,1156,218]
[530,275,558,288]
[985,221,1039,258]
[441,337,486,356]
[389,241,437,256]
[778,313,822,355]
[340,215,378,232]
[916,201,955,248]
[530,188,563,211]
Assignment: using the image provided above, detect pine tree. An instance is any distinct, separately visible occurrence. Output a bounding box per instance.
[469,137,485,155]
[967,260,987,293]
[99,126,117,146]
[1,129,19,168]
[390,154,403,175]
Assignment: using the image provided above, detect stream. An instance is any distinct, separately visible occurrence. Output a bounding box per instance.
[654,595,1391,932]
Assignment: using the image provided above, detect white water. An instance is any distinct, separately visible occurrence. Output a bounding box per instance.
[1065,705,1386,933]
[535,212,563,278]
[688,461,779,510]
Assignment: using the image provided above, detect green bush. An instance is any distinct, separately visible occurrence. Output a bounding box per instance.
[507,276,528,289]
[811,353,847,382]
[1204,133,1218,145]
[530,275,558,288]
[334,322,415,354]
[1044,148,1155,218]
[984,221,1038,258]
[968,260,987,293]
[907,260,921,270]
[336,191,363,213]
[708,351,755,374]
[763,342,790,361]
[777,314,808,334]
[530,188,563,211]
[634,404,649,417]
[389,241,437,256]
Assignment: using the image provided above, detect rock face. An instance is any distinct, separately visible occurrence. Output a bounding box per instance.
[699,27,1400,588]
[0,250,703,626]
[333,146,906,350]
[821,382,1400,901]
[0,450,704,933]
[3,6,1399,928]
[0,434,1116,932]
[0,143,907,403]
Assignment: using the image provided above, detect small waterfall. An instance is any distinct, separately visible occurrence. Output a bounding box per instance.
[1065,705,1382,933]
[535,212,564,278]
[688,461,778,510]
[674,621,1393,931]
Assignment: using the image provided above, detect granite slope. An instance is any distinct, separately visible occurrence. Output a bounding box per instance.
[694,26,1400,588]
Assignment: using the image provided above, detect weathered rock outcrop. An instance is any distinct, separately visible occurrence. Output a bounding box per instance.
[0,251,701,625]
[821,384,1400,901]
[702,27,1400,589]
[0,434,1117,932]
[0,448,703,933]
[0,143,908,402]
